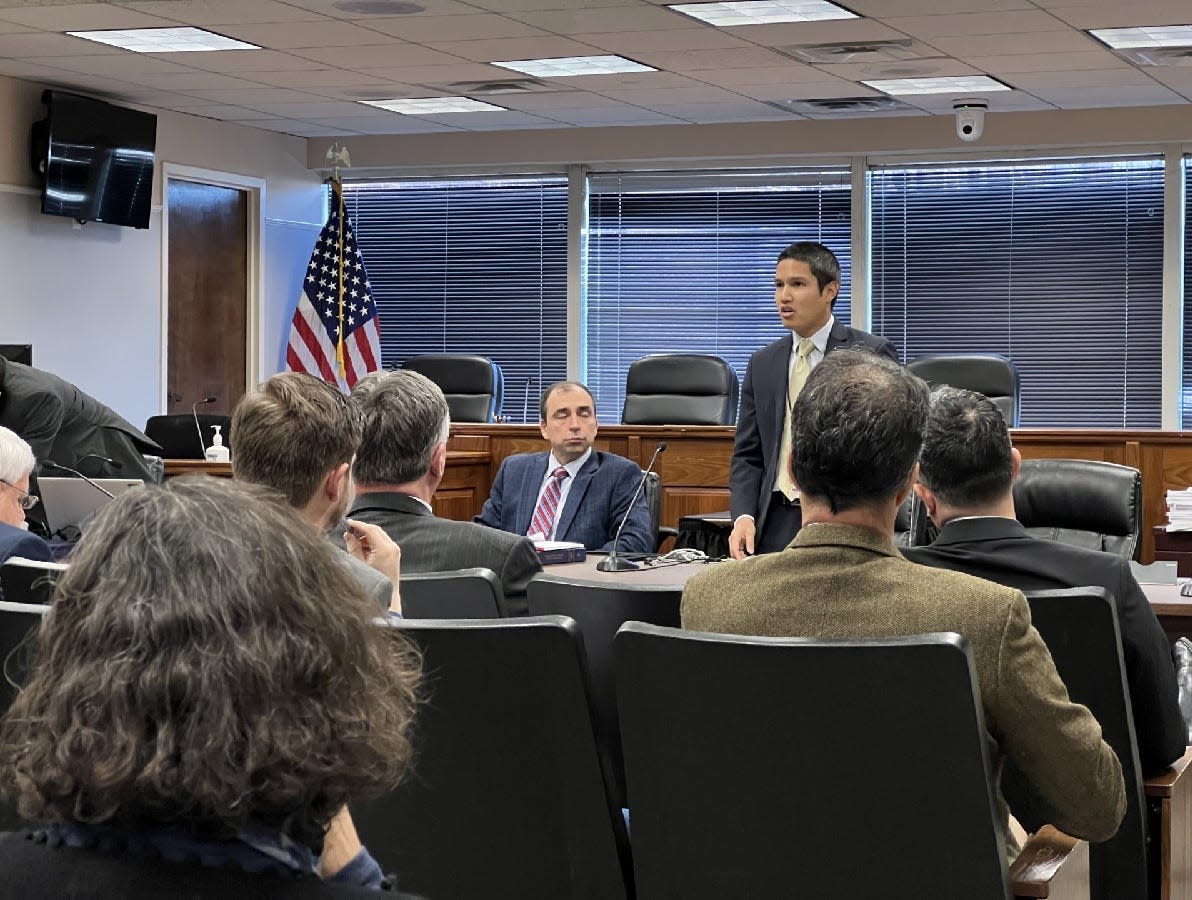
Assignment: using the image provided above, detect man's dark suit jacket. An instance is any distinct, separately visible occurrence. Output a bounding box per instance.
[729,320,898,547]
[0,358,161,483]
[904,517,1187,776]
[476,450,652,554]
[349,490,542,617]
[0,522,54,601]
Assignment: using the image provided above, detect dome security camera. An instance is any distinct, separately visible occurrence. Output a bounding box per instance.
[953,98,988,142]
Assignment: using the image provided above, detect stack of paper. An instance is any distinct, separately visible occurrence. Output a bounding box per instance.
[1165,489,1192,531]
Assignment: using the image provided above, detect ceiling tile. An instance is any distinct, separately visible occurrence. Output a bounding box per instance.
[122,71,268,90]
[301,114,463,133]
[35,52,198,77]
[413,109,563,128]
[0,3,175,30]
[643,100,794,121]
[1045,2,1192,30]
[424,35,603,62]
[895,89,1053,112]
[568,27,751,54]
[183,86,333,103]
[177,48,333,72]
[844,0,1034,13]
[294,42,463,68]
[363,13,548,41]
[734,79,877,101]
[1029,83,1187,108]
[343,62,512,83]
[813,58,980,81]
[926,30,1100,57]
[718,19,910,47]
[535,105,684,124]
[466,0,642,11]
[966,49,1131,73]
[0,58,81,79]
[997,68,1159,90]
[169,102,280,119]
[552,69,700,90]
[488,89,621,109]
[0,32,121,57]
[632,46,793,72]
[234,116,340,135]
[506,5,685,34]
[243,98,390,117]
[881,10,1071,39]
[113,0,325,25]
[247,67,396,87]
[596,84,746,104]
[276,0,479,17]
[688,63,836,86]
[216,19,398,48]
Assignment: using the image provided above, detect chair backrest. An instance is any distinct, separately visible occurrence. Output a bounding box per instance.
[0,560,62,605]
[0,602,48,830]
[906,354,1021,426]
[353,616,630,900]
[1007,588,1148,900]
[527,574,681,808]
[143,414,232,460]
[621,354,740,425]
[399,567,503,618]
[1014,458,1142,560]
[892,494,935,549]
[643,471,662,550]
[401,354,502,423]
[616,623,1010,900]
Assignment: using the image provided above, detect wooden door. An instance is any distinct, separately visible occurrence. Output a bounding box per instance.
[166,180,248,416]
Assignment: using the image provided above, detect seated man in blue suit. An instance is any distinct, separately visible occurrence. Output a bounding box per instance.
[0,426,53,568]
[476,382,652,554]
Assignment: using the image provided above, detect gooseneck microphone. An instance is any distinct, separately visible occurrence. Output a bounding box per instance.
[42,460,116,499]
[597,441,666,573]
[75,453,123,471]
[192,396,216,456]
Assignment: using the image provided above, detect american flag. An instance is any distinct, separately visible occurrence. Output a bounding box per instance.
[285,180,381,390]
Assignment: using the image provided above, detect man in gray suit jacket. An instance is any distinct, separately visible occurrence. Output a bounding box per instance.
[348,370,541,617]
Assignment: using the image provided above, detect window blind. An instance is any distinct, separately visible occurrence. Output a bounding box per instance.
[343,177,568,423]
[1183,157,1192,427]
[871,158,1164,428]
[585,169,852,422]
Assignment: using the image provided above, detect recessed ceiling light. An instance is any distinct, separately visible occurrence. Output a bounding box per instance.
[67,27,259,53]
[358,97,508,114]
[1089,25,1192,49]
[668,1,858,27]
[862,75,1011,95]
[493,55,656,77]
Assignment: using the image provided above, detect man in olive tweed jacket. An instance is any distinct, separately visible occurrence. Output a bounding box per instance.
[682,351,1125,852]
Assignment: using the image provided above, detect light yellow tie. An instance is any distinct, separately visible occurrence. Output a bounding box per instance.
[775,338,815,500]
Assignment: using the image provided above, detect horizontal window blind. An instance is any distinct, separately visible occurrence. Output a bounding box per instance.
[343,177,568,422]
[871,158,1164,428]
[586,169,852,422]
[1183,157,1192,427]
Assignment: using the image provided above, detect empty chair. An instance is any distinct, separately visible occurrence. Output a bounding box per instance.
[527,574,681,808]
[0,601,47,830]
[399,567,504,618]
[907,354,1020,426]
[621,354,740,425]
[144,414,232,459]
[353,616,631,900]
[1014,458,1142,560]
[401,354,503,423]
[616,623,1088,900]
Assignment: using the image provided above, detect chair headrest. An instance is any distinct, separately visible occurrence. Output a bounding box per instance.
[1014,459,1140,541]
[403,355,497,393]
[626,354,737,395]
[907,354,1017,398]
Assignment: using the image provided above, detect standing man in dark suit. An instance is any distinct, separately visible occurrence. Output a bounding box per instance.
[476,382,651,554]
[0,427,53,567]
[905,387,1187,776]
[347,370,541,617]
[0,357,160,483]
[728,241,898,558]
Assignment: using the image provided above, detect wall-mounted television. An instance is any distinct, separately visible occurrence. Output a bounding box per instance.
[30,90,157,230]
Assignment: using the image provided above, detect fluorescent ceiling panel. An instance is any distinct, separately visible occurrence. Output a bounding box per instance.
[1089,25,1192,50]
[67,27,260,53]
[359,96,508,113]
[667,1,858,27]
[493,55,656,77]
[862,75,1011,95]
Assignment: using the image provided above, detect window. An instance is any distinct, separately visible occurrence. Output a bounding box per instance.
[343,177,568,422]
[871,158,1164,428]
[586,169,852,422]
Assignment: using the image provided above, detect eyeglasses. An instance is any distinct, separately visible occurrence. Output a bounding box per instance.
[0,480,39,511]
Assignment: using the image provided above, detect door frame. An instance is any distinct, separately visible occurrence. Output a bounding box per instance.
[159,163,267,414]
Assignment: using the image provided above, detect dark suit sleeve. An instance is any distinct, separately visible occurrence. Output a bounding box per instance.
[1114,562,1188,774]
[873,336,899,364]
[475,458,509,530]
[729,353,764,522]
[9,391,65,464]
[6,532,53,563]
[497,537,543,617]
[603,464,652,554]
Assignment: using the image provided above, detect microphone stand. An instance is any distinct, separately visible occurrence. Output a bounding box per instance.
[597,441,666,573]
[42,460,116,499]
[192,396,216,457]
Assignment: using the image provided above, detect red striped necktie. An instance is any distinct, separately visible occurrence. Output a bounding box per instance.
[528,466,570,540]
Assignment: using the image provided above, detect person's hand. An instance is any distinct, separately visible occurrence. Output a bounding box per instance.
[344,519,400,583]
[319,806,363,879]
[728,516,755,560]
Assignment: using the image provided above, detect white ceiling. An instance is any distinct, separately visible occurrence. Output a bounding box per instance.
[1,0,1191,138]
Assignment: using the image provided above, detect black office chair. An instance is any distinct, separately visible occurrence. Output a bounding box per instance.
[893,494,934,549]
[353,616,631,900]
[0,601,48,830]
[401,354,503,423]
[0,559,62,605]
[1006,589,1147,900]
[1014,458,1142,561]
[527,574,682,809]
[621,354,740,425]
[642,471,677,552]
[907,354,1021,426]
[144,414,232,460]
[399,567,504,618]
[615,623,1085,900]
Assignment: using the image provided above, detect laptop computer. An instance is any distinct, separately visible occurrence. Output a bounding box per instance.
[36,477,144,535]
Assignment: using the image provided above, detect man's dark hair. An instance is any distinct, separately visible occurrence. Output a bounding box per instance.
[791,350,929,513]
[351,370,450,485]
[539,381,596,421]
[777,241,841,293]
[918,387,1014,508]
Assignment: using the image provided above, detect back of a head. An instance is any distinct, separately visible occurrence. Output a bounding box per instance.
[231,373,360,507]
[0,476,420,847]
[918,387,1014,508]
[0,426,34,484]
[351,370,450,485]
[792,351,929,513]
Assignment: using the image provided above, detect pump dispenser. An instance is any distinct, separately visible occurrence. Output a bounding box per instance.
[205,425,230,463]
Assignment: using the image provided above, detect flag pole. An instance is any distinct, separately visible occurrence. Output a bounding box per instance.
[333,176,347,382]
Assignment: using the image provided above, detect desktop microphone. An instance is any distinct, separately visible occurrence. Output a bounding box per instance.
[42,460,116,499]
[75,453,123,471]
[192,396,216,456]
[597,441,666,573]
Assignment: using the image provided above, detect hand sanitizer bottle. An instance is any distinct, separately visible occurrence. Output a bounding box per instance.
[205,425,230,463]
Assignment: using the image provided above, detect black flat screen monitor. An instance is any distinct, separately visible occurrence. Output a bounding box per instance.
[0,345,31,365]
[31,90,157,230]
